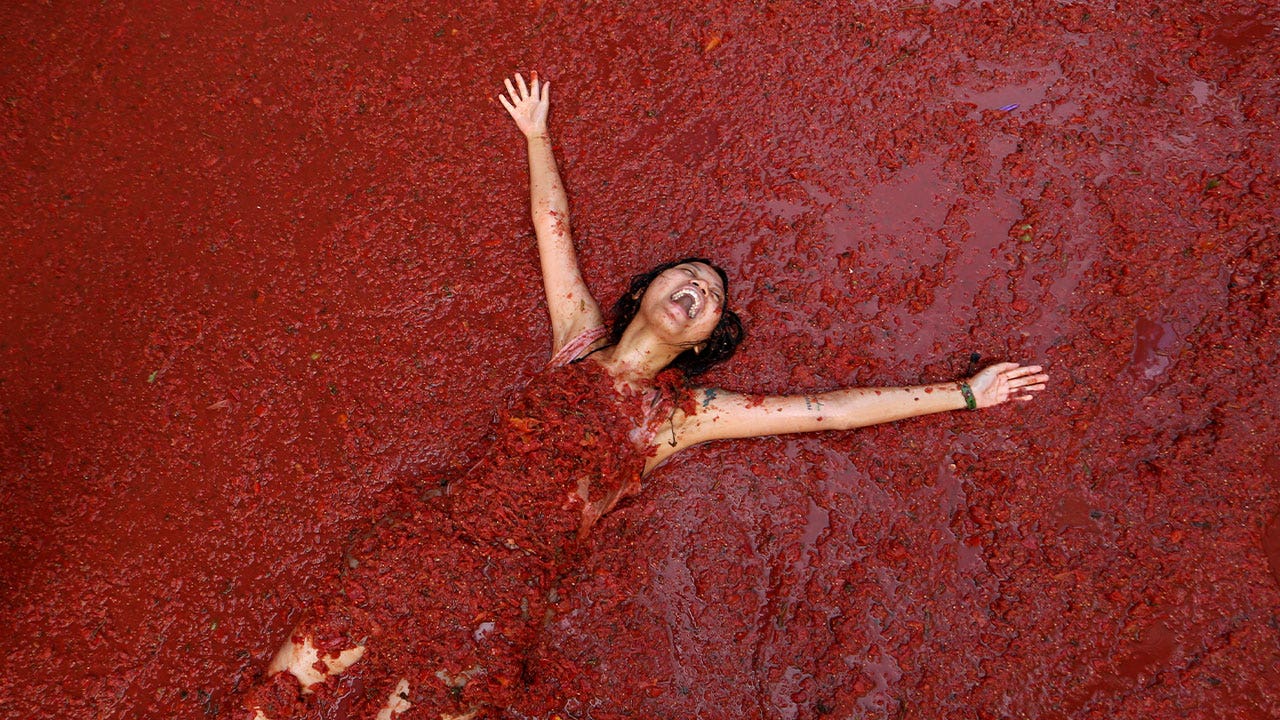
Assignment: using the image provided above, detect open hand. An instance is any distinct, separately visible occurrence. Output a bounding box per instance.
[968,363,1048,408]
[499,72,550,139]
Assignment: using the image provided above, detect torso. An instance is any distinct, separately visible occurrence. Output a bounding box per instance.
[572,335,697,476]
[446,354,676,550]
[558,329,693,476]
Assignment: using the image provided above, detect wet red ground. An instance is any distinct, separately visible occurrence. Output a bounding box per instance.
[2,1,1277,718]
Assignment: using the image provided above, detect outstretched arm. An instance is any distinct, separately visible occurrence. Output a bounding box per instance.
[654,363,1048,464]
[499,72,603,355]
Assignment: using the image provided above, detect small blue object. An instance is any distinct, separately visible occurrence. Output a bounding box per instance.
[997,103,1019,112]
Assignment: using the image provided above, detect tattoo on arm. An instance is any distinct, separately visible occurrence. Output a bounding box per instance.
[701,387,719,408]
[804,395,824,412]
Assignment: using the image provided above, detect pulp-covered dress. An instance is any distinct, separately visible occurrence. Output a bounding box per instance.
[248,327,680,719]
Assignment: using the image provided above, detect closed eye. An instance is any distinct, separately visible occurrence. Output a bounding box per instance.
[680,265,724,304]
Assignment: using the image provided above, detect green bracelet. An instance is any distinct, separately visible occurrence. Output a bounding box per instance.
[957,382,977,410]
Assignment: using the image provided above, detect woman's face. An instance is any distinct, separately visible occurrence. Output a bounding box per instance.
[639,262,726,345]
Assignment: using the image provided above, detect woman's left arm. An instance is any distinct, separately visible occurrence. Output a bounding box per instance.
[663,363,1048,456]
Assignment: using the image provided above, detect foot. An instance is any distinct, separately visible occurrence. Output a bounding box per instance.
[374,678,413,720]
[267,634,366,690]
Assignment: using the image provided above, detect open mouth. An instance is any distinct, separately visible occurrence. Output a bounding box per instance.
[670,287,704,319]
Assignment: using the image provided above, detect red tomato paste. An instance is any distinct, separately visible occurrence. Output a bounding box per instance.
[0,1,1276,718]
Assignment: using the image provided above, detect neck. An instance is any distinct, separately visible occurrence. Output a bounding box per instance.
[595,321,687,384]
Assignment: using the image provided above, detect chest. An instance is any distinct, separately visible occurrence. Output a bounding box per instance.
[499,363,666,474]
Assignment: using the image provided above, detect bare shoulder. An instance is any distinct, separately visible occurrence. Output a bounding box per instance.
[549,323,609,365]
[642,386,762,472]
[647,385,848,470]
[659,387,766,450]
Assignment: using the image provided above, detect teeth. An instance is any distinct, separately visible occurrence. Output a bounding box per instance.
[671,287,702,319]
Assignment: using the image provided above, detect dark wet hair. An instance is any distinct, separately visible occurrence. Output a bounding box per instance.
[609,257,745,377]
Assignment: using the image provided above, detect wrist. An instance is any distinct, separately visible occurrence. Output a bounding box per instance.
[956,381,977,411]
[526,132,551,143]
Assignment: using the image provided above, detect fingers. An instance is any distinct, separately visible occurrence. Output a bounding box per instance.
[531,71,551,103]
[1004,364,1043,378]
[1008,372,1048,387]
[503,73,549,103]
[969,361,1048,407]
[1008,371,1047,404]
[501,73,550,127]
[998,364,1046,392]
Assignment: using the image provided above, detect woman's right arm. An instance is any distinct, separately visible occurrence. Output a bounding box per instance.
[500,73,604,355]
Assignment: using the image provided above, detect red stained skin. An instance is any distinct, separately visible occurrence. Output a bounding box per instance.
[1,1,1278,719]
